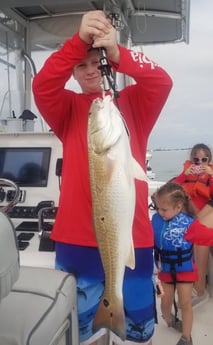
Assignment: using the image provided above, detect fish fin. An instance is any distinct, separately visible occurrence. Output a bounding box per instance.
[126,239,135,269]
[132,157,148,182]
[93,296,126,341]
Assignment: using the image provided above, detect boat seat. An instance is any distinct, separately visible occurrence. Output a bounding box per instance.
[0,210,20,302]
[0,182,79,345]
[0,265,79,345]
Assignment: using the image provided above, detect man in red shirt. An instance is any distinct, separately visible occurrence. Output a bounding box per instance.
[33,10,172,345]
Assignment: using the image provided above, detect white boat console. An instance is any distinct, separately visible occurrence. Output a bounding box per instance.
[0,132,62,268]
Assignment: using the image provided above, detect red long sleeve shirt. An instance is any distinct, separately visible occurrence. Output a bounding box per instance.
[33,33,172,248]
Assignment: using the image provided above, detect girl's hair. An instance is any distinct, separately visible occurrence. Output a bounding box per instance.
[156,182,196,217]
[190,143,212,162]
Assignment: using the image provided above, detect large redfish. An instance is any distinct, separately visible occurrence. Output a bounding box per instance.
[88,95,147,340]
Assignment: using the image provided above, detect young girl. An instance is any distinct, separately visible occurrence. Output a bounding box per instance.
[173,143,213,212]
[152,182,213,345]
[173,143,213,301]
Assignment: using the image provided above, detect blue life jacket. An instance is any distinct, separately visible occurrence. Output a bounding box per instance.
[152,212,195,280]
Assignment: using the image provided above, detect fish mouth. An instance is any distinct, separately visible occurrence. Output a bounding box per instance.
[93,98,104,108]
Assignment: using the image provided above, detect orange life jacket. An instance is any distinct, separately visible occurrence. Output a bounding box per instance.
[181,160,213,200]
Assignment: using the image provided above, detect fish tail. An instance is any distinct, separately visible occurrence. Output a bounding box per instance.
[93,296,126,341]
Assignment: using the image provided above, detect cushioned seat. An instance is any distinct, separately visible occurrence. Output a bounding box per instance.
[0,211,19,301]
[0,182,79,345]
[0,266,79,345]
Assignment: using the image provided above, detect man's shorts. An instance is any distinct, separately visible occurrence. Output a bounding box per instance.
[55,243,156,343]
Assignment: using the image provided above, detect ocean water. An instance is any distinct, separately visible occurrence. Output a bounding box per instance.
[149,149,190,182]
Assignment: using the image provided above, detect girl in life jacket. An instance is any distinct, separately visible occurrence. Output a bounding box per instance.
[173,143,213,212]
[152,182,208,345]
[173,143,213,302]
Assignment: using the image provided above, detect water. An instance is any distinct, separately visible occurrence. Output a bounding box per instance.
[149,149,190,182]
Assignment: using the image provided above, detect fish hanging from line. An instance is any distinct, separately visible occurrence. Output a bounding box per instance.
[87,94,148,341]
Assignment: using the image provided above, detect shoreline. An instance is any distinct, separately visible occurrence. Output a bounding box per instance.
[151,148,191,152]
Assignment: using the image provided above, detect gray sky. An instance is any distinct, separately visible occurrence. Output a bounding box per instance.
[144,0,213,150]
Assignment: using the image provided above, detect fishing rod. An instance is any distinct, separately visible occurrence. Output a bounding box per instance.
[98,12,123,98]
[98,47,119,97]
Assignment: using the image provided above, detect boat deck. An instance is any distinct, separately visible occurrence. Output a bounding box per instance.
[153,293,213,345]
[89,292,213,345]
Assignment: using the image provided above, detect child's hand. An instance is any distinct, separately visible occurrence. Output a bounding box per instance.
[184,164,195,175]
[201,165,213,175]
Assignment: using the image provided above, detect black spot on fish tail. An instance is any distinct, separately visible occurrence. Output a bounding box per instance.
[103,299,113,317]
[103,298,109,307]
[93,296,126,341]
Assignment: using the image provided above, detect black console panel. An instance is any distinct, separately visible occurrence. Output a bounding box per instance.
[8,206,58,219]
[15,221,39,232]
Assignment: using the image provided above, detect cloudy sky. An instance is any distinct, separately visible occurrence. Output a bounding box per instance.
[143,0,213,150]
[1,1,211,148]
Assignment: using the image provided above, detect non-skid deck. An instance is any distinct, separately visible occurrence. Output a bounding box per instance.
[153,296,213,345]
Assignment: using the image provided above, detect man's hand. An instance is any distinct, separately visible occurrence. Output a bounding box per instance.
[79,11,111,45]
[79,10,120,64]
[92,25,120,64]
